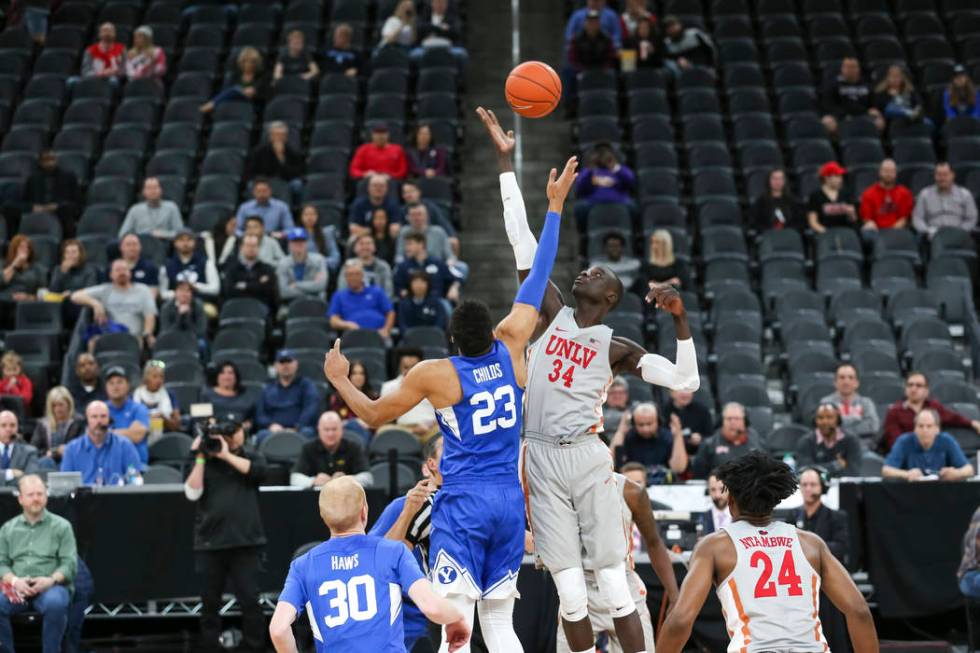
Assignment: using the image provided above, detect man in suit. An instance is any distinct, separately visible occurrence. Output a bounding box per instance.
[700,471,730,535]
[0,410,38,486]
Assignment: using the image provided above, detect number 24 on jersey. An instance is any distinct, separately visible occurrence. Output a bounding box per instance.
[751,550,803,599]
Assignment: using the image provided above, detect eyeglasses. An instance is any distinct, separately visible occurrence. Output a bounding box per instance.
[147,360,166,370]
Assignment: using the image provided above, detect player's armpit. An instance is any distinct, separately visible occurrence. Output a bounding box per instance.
[812,535,879,652]
[655,537,717,653]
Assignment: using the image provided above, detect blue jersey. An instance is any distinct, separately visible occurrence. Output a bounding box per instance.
[278,534,424,653]
[435,340,523,483]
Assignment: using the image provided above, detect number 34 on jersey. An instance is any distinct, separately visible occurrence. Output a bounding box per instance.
[543,332,601,389]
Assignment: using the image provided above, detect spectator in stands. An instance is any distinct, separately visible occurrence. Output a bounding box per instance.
[71,258,158,349]
[117,233,160,295]
[159,270,209,362]
[49,240,98,297]
[103,366,150,466]
[690,402,760,479]
[246,123,305,206]
[289,411,372,488]
[118,177,183,241]
[81,22,125,84]
[0,474,76,653]
[621,0,654,39]
[328,361,378,427]
[31,387,84,468]
[661,15,715,73]
[807,162,858,233]
[0,352,32,414]
[623,17,663,70]
[61,400,141,485]
[396,204,454,263]
[821,363,880,440]
[820,57,882,136]
[348,174,401,239]
[634,229,691,293]
[234,178,293,239]
[68,353,103,408]
[407,125,451,179]
[221,216,285,268]
[0,235,45,304]
[277,227,328,305]
[882,408,974,481]
[749,168,804,232]
[397,271,447,332]
[794,404,862,478]
[161,228,220,302]
[881,371,980,453]
[569,9,617,72]
[369,208,398,264]
[602,376,630,436]
[329,260,395,339]
[958,506,980,599]
[200,46,268,114]
[944,65,980,119]
[414,0,467,65]
[133,360,180,436]
[381,348,437,438]
[379,0,417,49]
[273,29,319,83]
[338,234,394,297]
[574,144,637,233]
[351,124,410,181]
[400,180,458,247]
[393,232,459,301]
[0,411,37,485]
[663,389,713,454]
[565,0,622,48]
[796,468,850,564]
[255,349,320,441]
[590,232,640,290]
[220,233,279,312]
[700,471,731,533]
[912,162,978,238]
[200,361,254,426]
[873,64,927,127]
[322,23,361,77]
[297,205,341,275]
[21,0,50,46]
[859,158,914,242]
[609,403,688,481]
[125,25,166,82]
[22,150,80,232]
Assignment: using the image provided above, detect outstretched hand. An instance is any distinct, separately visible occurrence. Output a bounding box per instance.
[646,281,684,315]
[476,107,516,157]
[546,156,578,211]
[324,339,350,383]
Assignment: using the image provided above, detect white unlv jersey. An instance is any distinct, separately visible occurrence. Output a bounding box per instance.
[524,306,614,444]
[717,520,829,653]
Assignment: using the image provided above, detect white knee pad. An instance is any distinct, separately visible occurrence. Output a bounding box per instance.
[552,567,589,622]
[477,598,524,653]
[596,563,637,620]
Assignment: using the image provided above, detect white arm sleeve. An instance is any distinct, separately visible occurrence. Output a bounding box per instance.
[637,338,700,392]
[499,172,537,270]
[183,482,203,501]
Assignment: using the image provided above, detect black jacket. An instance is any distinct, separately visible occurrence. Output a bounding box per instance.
[796,503,850,568]
[246,142,305,181]
[22,166,81,218]
[221,257,278,310]
[192,448,268,551]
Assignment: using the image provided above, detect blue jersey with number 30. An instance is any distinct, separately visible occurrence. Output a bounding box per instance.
[278,534,424,653]
[435,340,523,483]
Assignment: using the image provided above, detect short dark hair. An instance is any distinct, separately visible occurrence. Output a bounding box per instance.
[450,300,494,357]
[835,362,858,378]
[620,461,647,476]
[396,347,424,365]
[714,451,797,517]
[405,231,427,246]
[211,360,244,394]
[604,231,625,246]
[907,370,929,387]
[253,177,270,188]
[422,434,442,461]
[408,269,430,287]
[244,215,264,227]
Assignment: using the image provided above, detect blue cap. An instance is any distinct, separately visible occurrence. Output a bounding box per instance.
[286,227,309,241]
[276,348,296,362]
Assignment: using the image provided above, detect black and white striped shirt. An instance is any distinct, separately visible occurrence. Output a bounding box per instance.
[405,490,436,574]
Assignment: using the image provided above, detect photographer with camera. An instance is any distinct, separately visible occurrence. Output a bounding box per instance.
[184,417,268,653]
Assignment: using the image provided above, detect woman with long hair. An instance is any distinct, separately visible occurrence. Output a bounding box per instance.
[199,360,255,425]
[328,360,378,423]
[945,65,980,118]
[368,208,397,264]
[634,229,691,294]
[126,25,166,81]
[49,238,98,294]
[0,235,45,301]
[407,124,451,178]
[749,168,803,232]
[874,64,925,123]
[200,46,269,113]
[298,204,341,275]
[31,386,85,466]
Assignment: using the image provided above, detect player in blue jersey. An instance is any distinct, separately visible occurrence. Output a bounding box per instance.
[325,154,578,653]
[269,476,469,653]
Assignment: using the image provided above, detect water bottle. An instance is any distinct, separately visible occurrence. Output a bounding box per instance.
[125,465,142,486]
[94,466,104,487]
[782,452,797,473]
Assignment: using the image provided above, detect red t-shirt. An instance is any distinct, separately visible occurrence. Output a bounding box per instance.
[348,143,409,180]
[859,182,914,228]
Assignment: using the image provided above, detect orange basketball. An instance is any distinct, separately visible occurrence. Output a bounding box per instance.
[505,61,562,119]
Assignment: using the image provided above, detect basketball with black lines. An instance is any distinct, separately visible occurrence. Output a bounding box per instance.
[505,61,562,118]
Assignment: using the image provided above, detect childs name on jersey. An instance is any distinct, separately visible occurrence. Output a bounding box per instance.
[472,363,503,384]
[738,534,794,549]
[331,554,360,571]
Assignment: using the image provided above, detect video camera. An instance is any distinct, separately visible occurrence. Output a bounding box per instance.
[189,403,241,456]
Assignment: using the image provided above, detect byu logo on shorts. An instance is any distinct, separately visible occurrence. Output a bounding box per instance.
[437,566,458,584]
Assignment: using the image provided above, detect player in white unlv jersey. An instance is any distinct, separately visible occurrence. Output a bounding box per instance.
[657,451,878,653]
[479,107,700,653]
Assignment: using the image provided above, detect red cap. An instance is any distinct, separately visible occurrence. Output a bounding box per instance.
[819,161,847,177]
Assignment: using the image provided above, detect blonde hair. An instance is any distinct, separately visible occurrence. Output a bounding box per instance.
[1,352,22,375]
[319,477,366,533]
[649,229,675,266]
[44,386,75,431]
[875,65,914,95]
[237,46,263,70]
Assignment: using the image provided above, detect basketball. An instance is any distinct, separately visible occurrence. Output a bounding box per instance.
[505,61,562,119]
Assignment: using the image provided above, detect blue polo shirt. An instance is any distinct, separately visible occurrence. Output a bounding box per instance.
[328,285,392,330]
[108,398,151,464]
[885,432,969,474]
[60,433,141,485]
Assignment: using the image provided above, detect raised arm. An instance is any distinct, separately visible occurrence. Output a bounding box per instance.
[623,479,679,606]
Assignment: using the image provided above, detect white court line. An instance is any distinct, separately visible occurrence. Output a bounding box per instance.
[511,0,524,184]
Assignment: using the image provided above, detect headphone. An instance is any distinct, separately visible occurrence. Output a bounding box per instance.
[799,465,830,495]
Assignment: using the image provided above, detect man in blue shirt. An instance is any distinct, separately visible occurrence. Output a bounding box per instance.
[61,401,142,485]
[564,0,622,48]
[883,408,975,481]
[234,178,294,238]
[118,233,160,294]
[348,173,401,240]
[254,350,321,442]
[393,232,459,300]
[268,477,469,652]
[328,260,395,338]
[103,366,150,466]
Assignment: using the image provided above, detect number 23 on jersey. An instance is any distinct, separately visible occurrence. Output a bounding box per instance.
[469,384,517,435]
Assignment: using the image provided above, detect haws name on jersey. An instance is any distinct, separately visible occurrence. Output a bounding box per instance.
[737,534,794,550]
[331,554,360,571]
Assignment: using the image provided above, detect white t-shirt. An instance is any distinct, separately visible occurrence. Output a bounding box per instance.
[381,375,435,427]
